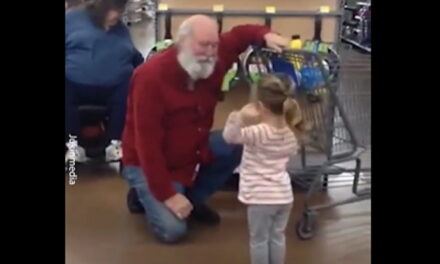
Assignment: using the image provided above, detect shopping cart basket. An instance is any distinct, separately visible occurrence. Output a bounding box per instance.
[243,47,371,240]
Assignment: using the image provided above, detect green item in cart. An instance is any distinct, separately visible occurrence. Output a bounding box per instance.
[221,63,238,92]
[249,73,261,84]
[303,40,313,51]
[247,63,265,84]
[303,40,332,54]
[248,65,269,102]
[318,42,331,53]
[303,40,317,52]
[156,39,173,51]
[146,39,174,60]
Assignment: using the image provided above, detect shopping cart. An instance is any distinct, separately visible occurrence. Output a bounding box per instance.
[243,47,371,240]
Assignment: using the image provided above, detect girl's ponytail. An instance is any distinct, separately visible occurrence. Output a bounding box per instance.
[283,96,312,144]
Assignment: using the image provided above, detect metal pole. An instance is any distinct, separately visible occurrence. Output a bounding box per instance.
[154,0,159,42]
[334,0,344,52]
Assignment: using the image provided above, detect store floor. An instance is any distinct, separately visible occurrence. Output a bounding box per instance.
[66,83,370,264]
[66,165,370,264]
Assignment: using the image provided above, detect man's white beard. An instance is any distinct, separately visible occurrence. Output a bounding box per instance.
[177,48,216,81]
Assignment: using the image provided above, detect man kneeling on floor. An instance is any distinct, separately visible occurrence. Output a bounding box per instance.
[121,15,288,244]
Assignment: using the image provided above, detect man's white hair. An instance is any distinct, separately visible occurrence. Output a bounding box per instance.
[175,20,193,44]
[175,15,217,44]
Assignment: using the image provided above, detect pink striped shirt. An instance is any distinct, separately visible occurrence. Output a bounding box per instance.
[223,112,299,205]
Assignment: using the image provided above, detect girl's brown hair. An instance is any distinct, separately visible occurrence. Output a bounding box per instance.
[257,74,311,143]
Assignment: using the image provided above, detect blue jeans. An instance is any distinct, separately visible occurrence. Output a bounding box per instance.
[122,130,242,243]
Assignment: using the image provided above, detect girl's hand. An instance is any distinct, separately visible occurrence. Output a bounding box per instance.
[239,103,261,126]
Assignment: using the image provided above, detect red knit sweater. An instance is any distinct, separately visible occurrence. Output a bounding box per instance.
[122,25,271,201]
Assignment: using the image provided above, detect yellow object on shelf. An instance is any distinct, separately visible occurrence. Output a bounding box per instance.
[158,3,168,11]
[213,4,224,12]
[319,6,330,13]
[265,6,276,14]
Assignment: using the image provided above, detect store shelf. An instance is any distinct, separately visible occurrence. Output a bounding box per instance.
[156,8,342,18]
[356,2,371,7]
[341,37,371,53]
[344,5,358,12]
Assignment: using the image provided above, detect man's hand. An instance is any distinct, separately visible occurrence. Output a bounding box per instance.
[164,193,193,220]
[264,32,289,53]
[240,103,261,126]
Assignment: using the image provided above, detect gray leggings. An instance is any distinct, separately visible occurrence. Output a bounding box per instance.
[247,204,293,264]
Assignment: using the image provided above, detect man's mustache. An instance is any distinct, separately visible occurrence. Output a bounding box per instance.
[196,56,216,63]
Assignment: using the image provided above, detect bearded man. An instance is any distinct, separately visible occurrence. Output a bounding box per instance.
[121,15,288,244]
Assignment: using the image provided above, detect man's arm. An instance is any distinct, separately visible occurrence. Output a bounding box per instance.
[220,25,288,67]
[220,25,271,65]
[132,70,176,202]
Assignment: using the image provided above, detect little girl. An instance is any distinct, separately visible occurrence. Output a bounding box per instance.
[223,74,308,264]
